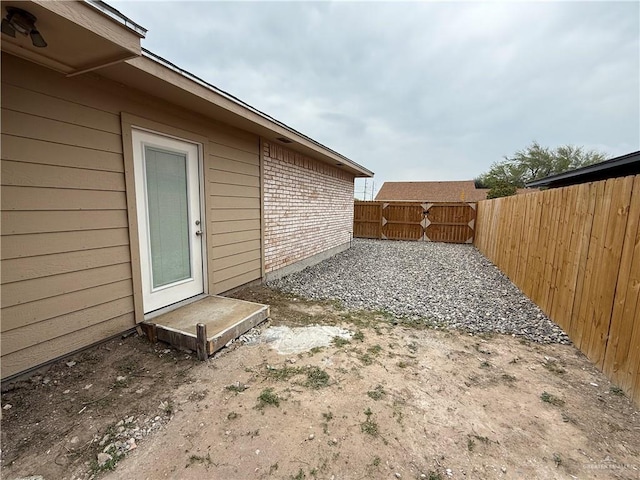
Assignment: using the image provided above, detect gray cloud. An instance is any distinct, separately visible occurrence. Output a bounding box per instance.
[111,1,639,197]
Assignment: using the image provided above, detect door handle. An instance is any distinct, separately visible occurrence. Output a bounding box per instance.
[195,230,203,236]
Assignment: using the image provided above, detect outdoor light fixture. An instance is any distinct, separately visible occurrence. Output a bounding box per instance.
[1,6,47,47]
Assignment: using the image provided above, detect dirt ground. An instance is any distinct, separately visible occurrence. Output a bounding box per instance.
[2,286,639,480]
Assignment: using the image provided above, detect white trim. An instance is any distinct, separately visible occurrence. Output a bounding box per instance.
[132,129,206,313]
[143,293,208,322]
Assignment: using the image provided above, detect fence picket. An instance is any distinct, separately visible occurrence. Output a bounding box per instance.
[475,174,640,407]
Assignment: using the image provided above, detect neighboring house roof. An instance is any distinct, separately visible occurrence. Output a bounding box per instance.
[375,181,488,202]
[526,150,640,189]
[374,181,538,202]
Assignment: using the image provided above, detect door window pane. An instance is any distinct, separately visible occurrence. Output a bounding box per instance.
[144,146,191,288]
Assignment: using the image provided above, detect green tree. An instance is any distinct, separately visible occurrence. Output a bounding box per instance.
[486,181,517,199]
[477,142,607,195]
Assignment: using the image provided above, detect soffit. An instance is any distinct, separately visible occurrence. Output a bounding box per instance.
[0,0,143,75]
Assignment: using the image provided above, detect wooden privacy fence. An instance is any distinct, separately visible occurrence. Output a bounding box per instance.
[354,201,476,243]
[475,174,640,406]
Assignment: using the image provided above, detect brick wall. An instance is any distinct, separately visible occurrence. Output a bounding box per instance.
[262,141,356,274]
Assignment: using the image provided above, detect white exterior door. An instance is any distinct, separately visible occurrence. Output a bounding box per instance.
[132,129,205,313]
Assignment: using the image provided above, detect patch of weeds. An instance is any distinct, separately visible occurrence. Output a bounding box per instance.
[359,353,374,366]
[114,357,137,374]
[310,467,318,477]
[90,445,125,474]
[467,437,475,451]
[257,388,280,409]
[404,316,443,330]
[478,332,495,340]
[225,383,248,394]
[367,344,383,355]
[162,399,174,415]
[305,367,330,389]
[227,411,240,420]
[609,386,625,396]
[501,374,517,383]
[561,412,575,424]
[321,410,333,434]
[266,365,301,381]
[480,361,491,369]
[469,434,490,445]
[353,330,365,342]
[269,463,279,474]
[332,336,350,348]
[372,456,381,467]
[372,309,395,322]
[407,342,418,353]
[308,346,323,356]
[94,396,114,408]
[264,364,330,389]
[426,472,443,480]
[316,458,329,473]
[112,377,129,389]
[360,407,379,436]
[392,404,404,426]
[540,391,565,407]
[543,361,566,375]
[188,390,209,402]
[608,422,624,433]
[338,311,359,325]
[473,343,491,355]
[367,385,386,401]
[327,298,344,311]
[187,453,213,469]
[553,453,562,467]
[397,360,409,369]
[81,351,102,365]
[291,468,306,480]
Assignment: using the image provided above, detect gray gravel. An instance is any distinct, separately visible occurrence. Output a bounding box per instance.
[269,239,570,344]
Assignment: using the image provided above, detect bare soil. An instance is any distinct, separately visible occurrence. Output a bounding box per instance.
[2,286,639,480]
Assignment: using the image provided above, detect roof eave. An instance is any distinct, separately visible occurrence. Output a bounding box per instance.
[83,0,147,38]
[117,50,373,178]
[526,151,640,188]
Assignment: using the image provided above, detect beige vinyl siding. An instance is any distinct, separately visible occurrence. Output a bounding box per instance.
[3,314,136,380]
[208,133,262,294]
[1,71,134,378]
[1,53,262,378]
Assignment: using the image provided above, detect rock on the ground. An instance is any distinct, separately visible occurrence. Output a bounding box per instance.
[269,239,570,344]
[97,452,112,467]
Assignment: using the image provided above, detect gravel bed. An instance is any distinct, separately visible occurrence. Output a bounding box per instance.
[269,239,570,344]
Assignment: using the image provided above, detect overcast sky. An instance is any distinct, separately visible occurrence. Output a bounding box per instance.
[111,1,639,198]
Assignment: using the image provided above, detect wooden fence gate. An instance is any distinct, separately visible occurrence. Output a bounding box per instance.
[353,201,476,243]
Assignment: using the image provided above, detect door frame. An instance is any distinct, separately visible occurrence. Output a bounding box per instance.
[121,113,210,323]
[132,129,206,313]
